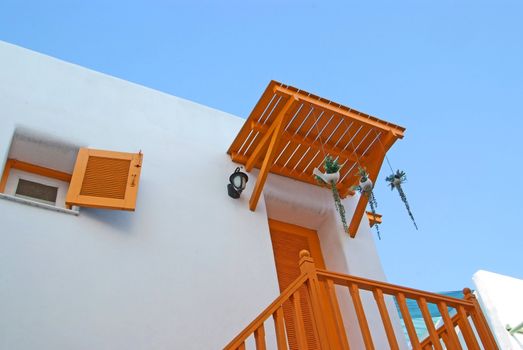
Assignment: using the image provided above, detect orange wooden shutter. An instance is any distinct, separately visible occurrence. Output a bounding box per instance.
[66,148,143,211]
[269,220,326,350]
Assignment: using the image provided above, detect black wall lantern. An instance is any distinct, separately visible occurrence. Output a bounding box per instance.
[227,167,248,198]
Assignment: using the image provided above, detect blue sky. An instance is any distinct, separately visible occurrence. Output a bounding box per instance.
[1,1,522,292]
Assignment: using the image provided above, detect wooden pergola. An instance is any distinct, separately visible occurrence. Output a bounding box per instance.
[228,81,405,237]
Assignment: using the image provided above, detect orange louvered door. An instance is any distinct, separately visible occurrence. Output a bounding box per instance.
[66,148,143,210]
[269,219,326,350]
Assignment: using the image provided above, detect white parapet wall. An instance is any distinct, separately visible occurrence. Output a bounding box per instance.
[473,270,523,349]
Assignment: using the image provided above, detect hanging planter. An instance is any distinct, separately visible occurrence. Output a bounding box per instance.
[313,156,348,233]
[386,170,418,230]
[353,167,381,239]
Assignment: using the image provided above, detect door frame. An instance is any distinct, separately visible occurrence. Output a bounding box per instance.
[268,219,326,269]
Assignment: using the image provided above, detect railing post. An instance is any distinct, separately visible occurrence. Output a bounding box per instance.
[299,250,335,350]
[463,288,499,350]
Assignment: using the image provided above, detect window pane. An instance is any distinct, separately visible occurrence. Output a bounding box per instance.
[15,179,58,205]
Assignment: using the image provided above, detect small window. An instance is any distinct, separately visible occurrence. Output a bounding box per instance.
[0,127,143,213]
[15,178,58,205]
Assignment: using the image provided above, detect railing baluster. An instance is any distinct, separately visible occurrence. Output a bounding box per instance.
[302,276,331,349]
[456,306,480,350]
[291,290,308,349]
[325,279,351,350]
[468,307,496,350]
[463,288,499,349]
[348,283,375,350]
[225,256,498,350]
[437,301,462,349]
[254,324,266,350]
[396,293,421,350]
[417,297,442,350]
[273,307,288,350]
[372,288,399,350]
[440,331,450,348]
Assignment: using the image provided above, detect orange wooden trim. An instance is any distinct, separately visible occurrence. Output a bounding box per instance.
[274,84,405,138]
[440,331,450,348]
[348,283,375,350]
[366,211,382,227]
[0,159,13,193]
[316,269,475,309]
[324,279,351,350]
[254,324,266,350]
[272,307,288,350]
[245,118,279,172]
[373,288,399,350]
[349,196,368,237]
[249,97,296,211]
[437,301,463,350]
[397,292,421,349]
[290,291,308,350]
[250,121,361,164]
[468,307,497,349]
[298,254,332,350]
[0,158,73,193]
[464,289,499,349]
[456,305,481,350]
[419,314,459,348]
[8,159,72,182]
[417,297,443,350]
[269,219,326,268]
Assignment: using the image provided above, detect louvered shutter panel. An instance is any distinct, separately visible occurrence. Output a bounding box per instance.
[66,148,143,211]
[269,220,326,350]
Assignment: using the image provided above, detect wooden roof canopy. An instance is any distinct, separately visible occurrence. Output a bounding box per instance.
[228,81,405,236]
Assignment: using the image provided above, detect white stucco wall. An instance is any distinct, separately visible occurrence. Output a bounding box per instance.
[473,270,523,349]
[0,41,404,349]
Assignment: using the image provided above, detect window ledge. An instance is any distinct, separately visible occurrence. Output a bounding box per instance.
[0,193,79,216]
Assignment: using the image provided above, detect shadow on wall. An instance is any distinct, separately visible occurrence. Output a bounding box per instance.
[79,173,155,233]
[81,207,136,233]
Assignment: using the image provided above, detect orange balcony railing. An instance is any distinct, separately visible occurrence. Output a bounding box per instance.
[223,250,498,350]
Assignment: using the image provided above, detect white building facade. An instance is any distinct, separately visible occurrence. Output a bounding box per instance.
[1,41,500,350]
[0,41,403,350]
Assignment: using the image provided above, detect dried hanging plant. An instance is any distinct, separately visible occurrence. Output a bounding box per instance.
[352,167,381,239]
[314,156,348,233]
[386,170,418,230]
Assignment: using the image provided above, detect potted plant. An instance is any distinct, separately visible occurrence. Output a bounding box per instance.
[313,156,348,233]
[353,167,381,239]
[386,170,418,230]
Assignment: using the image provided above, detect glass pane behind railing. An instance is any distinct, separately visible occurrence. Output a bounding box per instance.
[394,291,463,341]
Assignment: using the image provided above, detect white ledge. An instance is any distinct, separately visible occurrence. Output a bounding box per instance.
[0,193,79,216]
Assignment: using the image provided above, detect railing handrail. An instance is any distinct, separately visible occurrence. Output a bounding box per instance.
[316,269,475,309]
[224,251,498,350]
[223,272,310,349]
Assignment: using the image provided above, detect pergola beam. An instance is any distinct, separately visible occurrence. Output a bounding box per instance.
[233,152,355,196]
[245,119,279,171]
[274,85,405,138]
[250,121,361,164]
[249,96,296,211]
